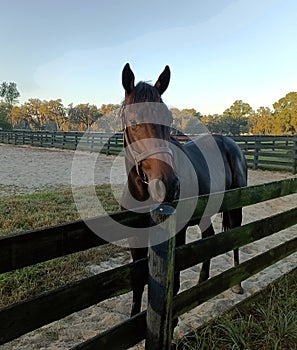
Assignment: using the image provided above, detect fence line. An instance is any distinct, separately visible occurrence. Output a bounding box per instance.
[0,178,297,348]
[1,130,297,172]
[232,135,297,173]
[0,129,123,155]
[173,236,296,319]
[1,178,296,275]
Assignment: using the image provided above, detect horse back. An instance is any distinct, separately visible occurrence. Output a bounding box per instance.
[171,134,247,196]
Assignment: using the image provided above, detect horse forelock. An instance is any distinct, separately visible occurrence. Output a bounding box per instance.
[130,82,162,103]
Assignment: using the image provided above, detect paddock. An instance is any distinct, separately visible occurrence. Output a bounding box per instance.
[0,143,296,349]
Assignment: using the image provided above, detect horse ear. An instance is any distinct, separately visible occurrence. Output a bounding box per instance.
[122,63,135,95]
[154,65,170,95]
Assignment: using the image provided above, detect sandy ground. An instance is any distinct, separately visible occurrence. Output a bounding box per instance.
[0,144,296,349]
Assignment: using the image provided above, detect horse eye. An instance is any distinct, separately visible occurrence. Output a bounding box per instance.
[130,119,138,126]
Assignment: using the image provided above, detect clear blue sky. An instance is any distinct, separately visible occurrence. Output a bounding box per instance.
[1,0,296,115]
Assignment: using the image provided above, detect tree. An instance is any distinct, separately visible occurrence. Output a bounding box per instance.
[201,114,223,133]
[249,107,273,135]
[9,99,49,130]
[170,108,198,132]
[220,116,244,135]
[170,108,183,131]
[68,103,101,131]
[9,105,30,129]
[184,115,208,134]
[222,100,254,135]
[223,100,253,119]
[0,82,20,106]
[272,92,297,135]
[24,99,47,130]
[0,102,12,129]
[39,99,67,131]
[97,104,121,132]
[0,82,20,129]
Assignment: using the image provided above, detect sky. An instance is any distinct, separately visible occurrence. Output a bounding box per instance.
[1,0,297,115]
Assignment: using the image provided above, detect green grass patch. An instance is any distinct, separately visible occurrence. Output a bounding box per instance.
[0,191,77,235]
[178,268,297,350]
[0,185,128,308]
[0,244,127,307]
[0,185,121,236]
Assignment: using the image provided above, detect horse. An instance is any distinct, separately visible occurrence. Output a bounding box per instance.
[120,63,247,327]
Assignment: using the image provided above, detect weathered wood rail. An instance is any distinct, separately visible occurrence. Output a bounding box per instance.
[1,130,297,172]
[0,178,296,348]
[0,129,124,155]
[233,135,297,173]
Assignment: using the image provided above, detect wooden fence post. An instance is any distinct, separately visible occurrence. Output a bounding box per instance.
[74,132,77,149]
[62,132,67,149]
[14,131,18,145]
[146,205,176,350]
[253,137,260,170]
[106,136,110,155]
[292,135,297,174]
[41,131,44,146]
[91,134,95,152]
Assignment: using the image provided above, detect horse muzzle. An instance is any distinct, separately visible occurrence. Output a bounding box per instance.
[148,173,180,204]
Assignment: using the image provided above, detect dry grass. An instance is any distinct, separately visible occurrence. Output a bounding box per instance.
[178,268,297,350]
[0,184,121,236]
[0,185,129,308]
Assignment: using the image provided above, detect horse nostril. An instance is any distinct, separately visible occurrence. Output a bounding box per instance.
[148,175,179,203]
[148,179,166,203]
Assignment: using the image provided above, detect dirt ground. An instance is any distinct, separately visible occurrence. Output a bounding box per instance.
[0,144,296,350]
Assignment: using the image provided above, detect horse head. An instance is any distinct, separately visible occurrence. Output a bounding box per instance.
[121,63,179,203]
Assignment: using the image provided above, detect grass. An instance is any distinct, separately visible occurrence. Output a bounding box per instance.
[0,190,77,235]
[0,244,128,307]
[0,185,129,308]
[0,185,122,236]
[177,268,297,350]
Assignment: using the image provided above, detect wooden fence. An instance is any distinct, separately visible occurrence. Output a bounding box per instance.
[0,129,124,155]
[233,135,297,173]
[1,130,297,173]
[0,178,297,349]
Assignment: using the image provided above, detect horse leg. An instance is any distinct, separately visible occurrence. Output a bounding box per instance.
[198,222,215,284]
[130,246,148,316]
[223,209,244,294]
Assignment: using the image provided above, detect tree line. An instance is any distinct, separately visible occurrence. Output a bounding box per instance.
[201,93,297,135]
[1,81,297,135]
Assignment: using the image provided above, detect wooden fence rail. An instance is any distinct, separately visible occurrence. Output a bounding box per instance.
[0,129,124,155]
[1,130,297,172]
[232,135,297,173]
[1,178,296,274]
[74,236,296,350]
[0,178,297,348]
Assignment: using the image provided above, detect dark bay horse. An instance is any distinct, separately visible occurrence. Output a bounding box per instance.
[120,63,247,323]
